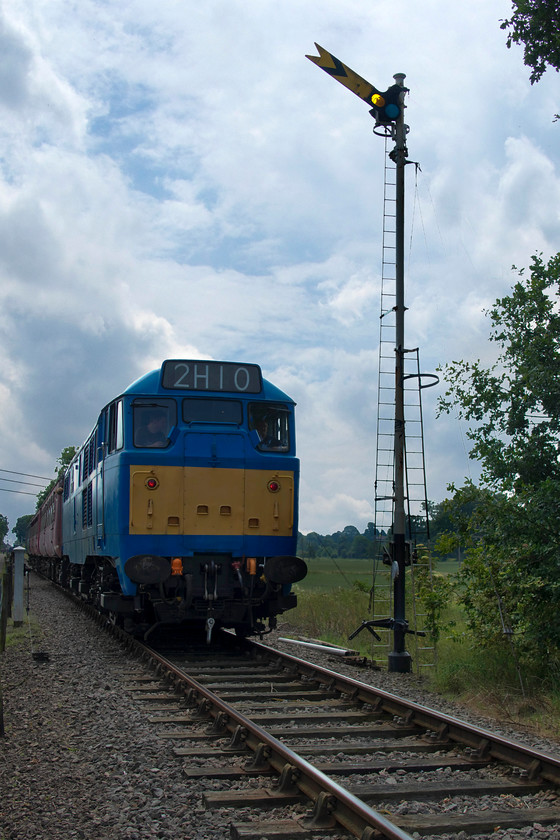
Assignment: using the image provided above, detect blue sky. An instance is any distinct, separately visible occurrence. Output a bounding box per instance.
[0,0,559,535]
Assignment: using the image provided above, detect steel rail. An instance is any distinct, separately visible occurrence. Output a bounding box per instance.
[38,579,560,840]
[142,642,416,840]
[51,582,560,790]
[251,638,560,786]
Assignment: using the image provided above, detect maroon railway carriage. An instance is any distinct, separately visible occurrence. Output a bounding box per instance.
[28,480,63,560]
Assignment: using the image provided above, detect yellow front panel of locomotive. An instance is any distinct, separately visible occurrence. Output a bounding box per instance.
[129,466,184,534]
[183,467,245,535]
[243,470,294,537]
[129,465,295,537]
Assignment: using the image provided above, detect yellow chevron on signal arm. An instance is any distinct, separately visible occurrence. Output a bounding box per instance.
[305,43,380,105]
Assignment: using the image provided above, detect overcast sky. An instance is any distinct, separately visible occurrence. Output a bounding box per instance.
[0,0,558,536]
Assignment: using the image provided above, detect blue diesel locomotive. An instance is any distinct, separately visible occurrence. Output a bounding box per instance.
[29,359,307,640]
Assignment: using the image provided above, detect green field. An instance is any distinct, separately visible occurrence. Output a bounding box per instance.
[298,556,461,592]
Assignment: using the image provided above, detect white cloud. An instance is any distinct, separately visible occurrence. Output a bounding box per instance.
[0,0,558,536]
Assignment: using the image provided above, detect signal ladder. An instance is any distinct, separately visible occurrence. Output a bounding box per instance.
[370,139,437,673]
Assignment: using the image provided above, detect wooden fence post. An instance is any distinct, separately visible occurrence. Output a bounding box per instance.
[0,555,10,737]
[0,555,10,652]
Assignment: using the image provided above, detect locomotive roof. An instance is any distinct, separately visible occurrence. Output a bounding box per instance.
[123,365,295,404]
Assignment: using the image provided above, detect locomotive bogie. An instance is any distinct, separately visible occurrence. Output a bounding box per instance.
[27,359,307,639]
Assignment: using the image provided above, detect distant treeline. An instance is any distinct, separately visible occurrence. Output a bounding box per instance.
[297,501,460,559]
[297,524,378,559]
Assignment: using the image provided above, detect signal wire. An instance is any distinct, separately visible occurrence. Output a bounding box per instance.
[0,478,49,488]
[0,488,41,496]
[0,468,52,481]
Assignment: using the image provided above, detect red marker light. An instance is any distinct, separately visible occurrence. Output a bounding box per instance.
[145,477,159,490]
[267,479,280,493]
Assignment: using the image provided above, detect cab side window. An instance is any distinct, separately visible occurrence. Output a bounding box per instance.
[133,399,177,448]
[248,404,290,452]
[107,400,124,453]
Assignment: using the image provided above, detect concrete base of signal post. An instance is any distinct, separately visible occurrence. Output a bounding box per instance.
[388,650,412,673]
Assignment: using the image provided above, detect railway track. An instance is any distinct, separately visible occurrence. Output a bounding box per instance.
[112,627,560,840]
[41,581,560,839]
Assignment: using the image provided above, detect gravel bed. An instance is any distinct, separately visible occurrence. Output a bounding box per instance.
[1,574,559,840]
[0,575,229,840]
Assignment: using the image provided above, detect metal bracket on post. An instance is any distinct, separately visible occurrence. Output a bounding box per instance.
[349,617,426,642]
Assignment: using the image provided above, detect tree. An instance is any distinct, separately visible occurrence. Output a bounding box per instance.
[298,522,381,559]
[35,446,76,510]
[13,514,34,547]
[0,515,8,547]
[440,253,560,490]
[438,253,560,675]
[350,535,374,559]
[436,479,560,666]
[501,0,560,84]
[428,499,467,560]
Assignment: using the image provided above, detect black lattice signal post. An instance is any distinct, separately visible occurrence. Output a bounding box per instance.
[307,45,413,672]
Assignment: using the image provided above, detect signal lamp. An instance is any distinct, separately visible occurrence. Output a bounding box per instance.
[145,477,159,490]
[369,83,403,125]
[267,479,280,493]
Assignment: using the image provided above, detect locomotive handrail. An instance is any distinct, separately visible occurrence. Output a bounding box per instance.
[97,443,105,546]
